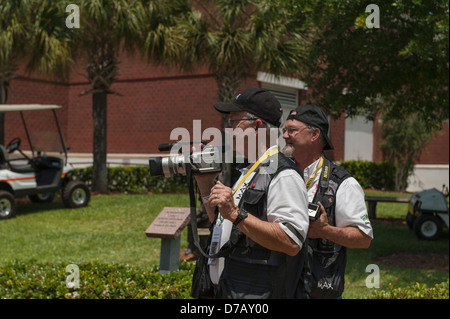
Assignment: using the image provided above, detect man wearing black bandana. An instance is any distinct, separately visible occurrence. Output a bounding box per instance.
[283,104,373,299]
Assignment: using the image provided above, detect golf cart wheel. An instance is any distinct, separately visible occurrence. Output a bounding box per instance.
[0,191,17,220]
[62,181,90,209]
[29,192,55,203]
[413,214,443,241]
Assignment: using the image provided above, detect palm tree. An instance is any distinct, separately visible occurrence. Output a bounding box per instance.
[72,0,191,193]
[181,0,306,106]
[140,0,193,66]
[64,0,146,193]
[175,0,307,183]
[26,1,74,80]
[2,0,196,193]
[0,1,25,144]
[0,0,73,144]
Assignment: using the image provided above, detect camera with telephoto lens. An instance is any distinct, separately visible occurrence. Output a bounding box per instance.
[148,141,222,177]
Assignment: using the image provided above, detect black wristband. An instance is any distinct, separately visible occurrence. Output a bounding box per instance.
[233,208,248,226]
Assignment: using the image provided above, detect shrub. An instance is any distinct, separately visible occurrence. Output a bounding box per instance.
[67,166,188,194]
[0,260,194,299]
[370,279,449,299]
[339,160,397,190]
[69,160,398,194]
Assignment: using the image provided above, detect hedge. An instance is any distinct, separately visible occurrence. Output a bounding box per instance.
[69,160,397,194]
[339,160,396,190]
[68,166,188,194]
[0,260,194,299]
[370,279,449,299]
[2,260,447,299]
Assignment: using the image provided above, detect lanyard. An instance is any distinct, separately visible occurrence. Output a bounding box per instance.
[217,147,279,222]
[232,147,279,196]
[305,156,323,190]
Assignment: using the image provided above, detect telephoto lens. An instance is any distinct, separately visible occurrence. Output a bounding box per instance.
[148,143,222,177]
[148,154,187,177]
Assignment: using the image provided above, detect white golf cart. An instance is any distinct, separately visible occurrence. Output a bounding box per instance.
[0,104,90,219]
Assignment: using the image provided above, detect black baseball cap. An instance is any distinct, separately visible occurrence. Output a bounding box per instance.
[213,88,283,127]
[287,104,334,150]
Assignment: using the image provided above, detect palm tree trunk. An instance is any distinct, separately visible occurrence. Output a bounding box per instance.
[92,92,108,193]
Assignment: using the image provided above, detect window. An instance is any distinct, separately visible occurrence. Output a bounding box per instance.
[258,72,306,123]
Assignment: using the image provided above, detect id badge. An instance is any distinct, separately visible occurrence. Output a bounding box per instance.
[208,223,223,265]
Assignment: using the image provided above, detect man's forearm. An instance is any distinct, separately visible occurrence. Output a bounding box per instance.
[321,225,371,248]
[231,210,300,256]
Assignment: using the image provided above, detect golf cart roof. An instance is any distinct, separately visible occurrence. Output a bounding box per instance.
[0,104,62,112]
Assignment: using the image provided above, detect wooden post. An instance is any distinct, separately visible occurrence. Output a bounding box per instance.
[367,200,378,219]
[159,237,181,275]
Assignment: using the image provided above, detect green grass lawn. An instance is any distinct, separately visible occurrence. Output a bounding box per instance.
[0,191,448,299]
[0,194,190,269]
[343,224,448,299]
[343,191,449,298]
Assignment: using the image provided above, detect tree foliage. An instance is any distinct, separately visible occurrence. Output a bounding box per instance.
[0,0,73,143]
[172,0,309,185]
[177,0,307,102]
[302,0,449,130]
[289,0,449,185]
[379,113,433,191]
[66,0,188,193]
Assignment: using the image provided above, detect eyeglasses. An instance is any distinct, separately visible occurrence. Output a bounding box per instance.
[226,118,258,127]
[282,126,309,137]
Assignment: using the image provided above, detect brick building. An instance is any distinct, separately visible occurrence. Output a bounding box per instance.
[4,52,449,192]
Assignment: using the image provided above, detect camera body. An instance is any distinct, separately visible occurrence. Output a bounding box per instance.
[308,202,321,221]
[149,143,222,177]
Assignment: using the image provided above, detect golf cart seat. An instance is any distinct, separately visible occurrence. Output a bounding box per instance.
[0,145,34,173]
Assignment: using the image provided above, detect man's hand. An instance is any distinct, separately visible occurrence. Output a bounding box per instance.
[307,202,329,239]
[208,181,238,222]
[307,202,372,248]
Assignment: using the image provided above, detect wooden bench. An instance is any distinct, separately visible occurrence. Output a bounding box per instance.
[365,196,410,219]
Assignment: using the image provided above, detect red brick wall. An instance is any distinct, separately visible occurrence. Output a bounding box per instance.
[418,121,449,165]
[6,53,261,155]
[53,74,226,154]
[5,77,69,152]
[372,115,449,165]
[324,114,345,162]
[5,53,448,165]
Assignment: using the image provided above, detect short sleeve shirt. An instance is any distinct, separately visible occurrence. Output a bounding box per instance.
[304,158,373,238]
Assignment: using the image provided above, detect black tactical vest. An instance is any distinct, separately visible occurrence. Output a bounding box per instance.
[307,156,352,299]
[215,152,309,299]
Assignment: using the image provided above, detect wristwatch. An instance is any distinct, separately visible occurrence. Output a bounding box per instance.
[233,208,248,226]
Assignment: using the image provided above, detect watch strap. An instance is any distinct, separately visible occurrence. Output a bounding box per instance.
[233,208,248,226]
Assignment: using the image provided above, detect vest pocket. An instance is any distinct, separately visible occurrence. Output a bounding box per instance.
[240,189,266,217]
[217,257,273,299]
[234,188,271,260]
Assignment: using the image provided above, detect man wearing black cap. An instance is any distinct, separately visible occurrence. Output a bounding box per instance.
[283,104,373,299]
[194,88,310,298]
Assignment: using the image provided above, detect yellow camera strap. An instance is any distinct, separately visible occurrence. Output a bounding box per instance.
[217,147,279,222]
[232,147,279,196]
[305,155,323,190]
